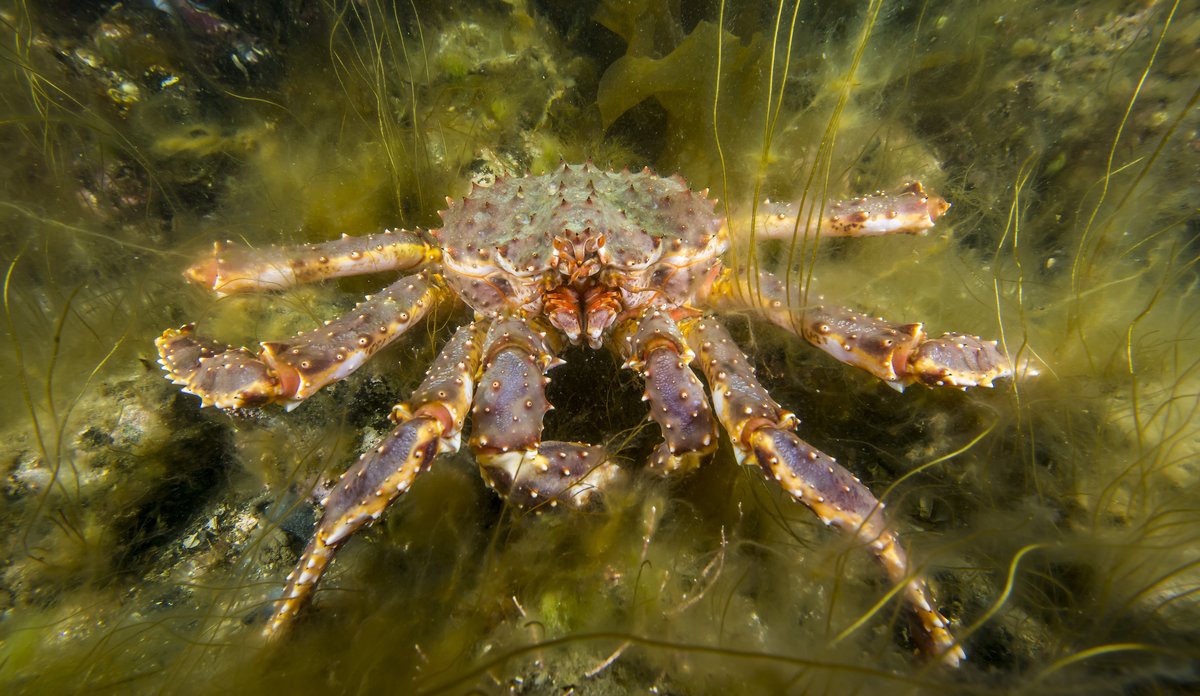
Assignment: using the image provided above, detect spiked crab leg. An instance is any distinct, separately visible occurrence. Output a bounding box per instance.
[613,307,718,474]
[264,321,485,638]
[681,316,965,666]
[470,317,619,509]
[708,267,1012,391]
[733,182,950,240]
[184,229,436,296]
[156,271,450,409]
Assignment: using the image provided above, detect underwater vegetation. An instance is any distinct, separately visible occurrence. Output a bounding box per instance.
[0,0,1197,693]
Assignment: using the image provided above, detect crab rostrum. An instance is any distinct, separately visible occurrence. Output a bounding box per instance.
[157,163,1011,665]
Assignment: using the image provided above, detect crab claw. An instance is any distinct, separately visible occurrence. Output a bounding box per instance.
[903,332,1012,389]
[479,442,617,510]
[155,325,284,409]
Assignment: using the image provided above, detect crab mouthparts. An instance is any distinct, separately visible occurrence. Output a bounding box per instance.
[551,231,607,283]
[544,283,622,349]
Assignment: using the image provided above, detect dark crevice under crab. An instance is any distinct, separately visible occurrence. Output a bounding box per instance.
[156,163,1011,666]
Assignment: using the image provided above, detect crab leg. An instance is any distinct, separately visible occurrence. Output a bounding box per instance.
[264,321,486,638]
[733,182,949,240]
[709,267,1012,391]
[156,271,449,409]
[681,316,965,666]
[470,317,619,509]
[613,307,718,474]
[184,229,436,296]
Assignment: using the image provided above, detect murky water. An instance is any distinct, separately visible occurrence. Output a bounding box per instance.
[1,1,1196,693]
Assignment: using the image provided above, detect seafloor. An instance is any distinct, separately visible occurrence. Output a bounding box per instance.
[0,1,1197,694]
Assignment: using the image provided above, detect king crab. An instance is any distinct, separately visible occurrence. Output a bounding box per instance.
[156,162,1011,665]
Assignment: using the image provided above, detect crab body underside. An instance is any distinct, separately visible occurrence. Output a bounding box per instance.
[157,163,1012,666]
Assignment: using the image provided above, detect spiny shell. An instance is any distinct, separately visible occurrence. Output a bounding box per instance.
[436,162,724,315]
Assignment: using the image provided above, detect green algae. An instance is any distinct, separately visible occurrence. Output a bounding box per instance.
[0,0,1197,694]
